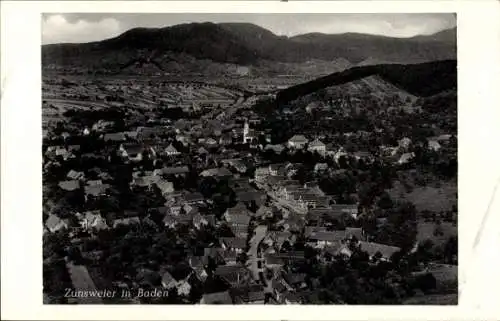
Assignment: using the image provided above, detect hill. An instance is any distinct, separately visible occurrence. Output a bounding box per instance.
[42,22,260,67]
[42,23,456,71]
[276,60,457,103]
[289,29,456,63]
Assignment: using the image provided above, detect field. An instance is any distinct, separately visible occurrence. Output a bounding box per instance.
[388,179,457,213]
[416,221,457,246]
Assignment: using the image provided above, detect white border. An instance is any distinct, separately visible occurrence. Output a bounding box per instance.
[2,1,500,320]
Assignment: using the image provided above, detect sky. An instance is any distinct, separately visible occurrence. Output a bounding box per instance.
[42,13,456,45]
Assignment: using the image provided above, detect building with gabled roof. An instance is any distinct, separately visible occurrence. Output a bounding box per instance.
[164,144,180,156]
[358,241,401,261]
[308,138,326,154]
[45,214,68,233]
[58,180,80,191]
[287,135,309,149]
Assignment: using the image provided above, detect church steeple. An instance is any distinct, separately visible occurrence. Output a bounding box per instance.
[243,121,250,144]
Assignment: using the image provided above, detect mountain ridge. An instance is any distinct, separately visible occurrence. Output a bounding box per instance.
[42,22,456,68]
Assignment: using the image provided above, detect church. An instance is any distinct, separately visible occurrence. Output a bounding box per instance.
[243,121,256,144]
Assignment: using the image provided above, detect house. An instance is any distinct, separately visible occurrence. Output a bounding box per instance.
[205,137,218,147]
[254,167,270,183]
[282,272,307,290]
[264,254,285,271]
[58,180,80,191]
[204,214,216,227]
[164,144,180,156]
[203,247,225,266]
[272,278,289,302]
[119,143,146,162]
[283,291,302,304]
[314,163,328,173]
[255,205,273,219]
[229,224,249,239]
[224,204,251,226]
[220,250,238,266]
[345,227,364,241]
[112,216,140,228]
[287,135,309,149]
[55,146,74,160]
[184,192,205,205]
[130,174,161,189]
[67,170,85,180]
[219,134,233,146]
[427,139,441,151]
[79,211,108,231]
[282,214,306,232]
[176,134,191,146]
[161,271,177,290]
[333,147,348,163]
[163,214,179,229]
[160,269,193,296]
[308,139,326,154]
[103,132,126,142]
[200,291,233,304]
[269,163,283,176]
[358,241,401,261]
[87,179,103,186]
[330,203,359,219]
[197,146,209,155]
[353,151,373,162]
[192,213,208,229]
[397,152,415,165]
[284,163,301,178]
[324,243,352,259]
[155,180,174,195]
[123,131,139,140]
[307,230,346,248]
[305,101,319,113]
[214,265,250,287]
[176,279,192,296]
[93,120,115,132]
[231,160,248,173]
[67,145,80,153]
[84,183,110,200]
[220,237,247,253]
[189,256,208,282]
[275,251,306,265]
[230,284,265,304]
[200,167,232,178]
[265,231,294,250]
[45,214,68,233]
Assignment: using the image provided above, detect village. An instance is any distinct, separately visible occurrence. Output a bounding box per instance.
[42,73,458,305]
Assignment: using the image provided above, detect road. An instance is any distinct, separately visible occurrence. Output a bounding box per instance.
[247,225,268,281]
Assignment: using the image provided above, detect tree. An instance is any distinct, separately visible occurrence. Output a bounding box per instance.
[236,252,248,265]
[414,273,437,293]
[377,192,394,210]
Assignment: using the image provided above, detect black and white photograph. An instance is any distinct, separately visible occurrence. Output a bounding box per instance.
[41,12,458,305]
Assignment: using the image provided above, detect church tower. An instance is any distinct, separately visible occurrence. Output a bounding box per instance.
[243,121,250,144]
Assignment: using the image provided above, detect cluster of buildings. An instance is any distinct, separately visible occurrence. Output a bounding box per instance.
[42,75,456,305]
